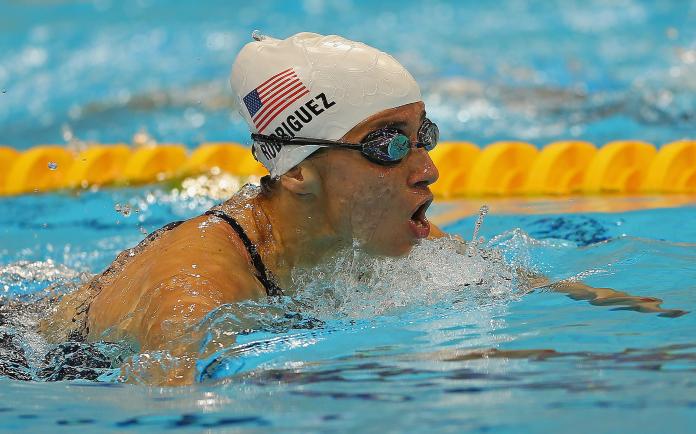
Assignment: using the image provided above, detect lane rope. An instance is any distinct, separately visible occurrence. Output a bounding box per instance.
[0,140,694,196]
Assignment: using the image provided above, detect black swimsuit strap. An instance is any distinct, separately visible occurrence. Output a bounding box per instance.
[204,210,284,297]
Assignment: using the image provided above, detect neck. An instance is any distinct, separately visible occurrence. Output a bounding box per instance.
[235,186,347,288]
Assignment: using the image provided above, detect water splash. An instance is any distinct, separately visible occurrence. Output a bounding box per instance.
[466,205,489,257]
[0,259,88,300]
[0,210,533,384]
[286,235,516,320]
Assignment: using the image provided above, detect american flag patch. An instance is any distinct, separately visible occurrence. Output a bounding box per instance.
[243,68,310,133]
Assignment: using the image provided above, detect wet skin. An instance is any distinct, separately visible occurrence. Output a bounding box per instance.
[41,102,444,384]
[41,102,686,385]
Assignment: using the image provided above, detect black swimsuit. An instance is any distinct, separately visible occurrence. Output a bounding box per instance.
[204,210,284,297]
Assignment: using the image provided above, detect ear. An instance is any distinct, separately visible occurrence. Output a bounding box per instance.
[279,162,321,196]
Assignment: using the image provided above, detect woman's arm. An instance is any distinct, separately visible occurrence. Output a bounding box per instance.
[525,274,688,318]
[440,229,686,318]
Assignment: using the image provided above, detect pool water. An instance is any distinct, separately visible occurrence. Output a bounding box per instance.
[2,0,696,432]
[1,186,695,433]
[2,0,695,148]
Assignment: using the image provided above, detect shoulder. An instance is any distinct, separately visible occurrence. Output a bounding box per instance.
[146,214,267,302]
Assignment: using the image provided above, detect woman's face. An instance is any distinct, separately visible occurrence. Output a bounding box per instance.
[312,101,439,256]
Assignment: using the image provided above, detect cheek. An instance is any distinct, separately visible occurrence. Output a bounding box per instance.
[349,171,408,244]
[324,154,398,211]
[320,154,409,250]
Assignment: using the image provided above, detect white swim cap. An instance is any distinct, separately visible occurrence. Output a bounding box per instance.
[230,32,422,177]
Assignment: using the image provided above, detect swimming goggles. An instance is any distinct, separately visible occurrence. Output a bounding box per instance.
[251,118,439,166]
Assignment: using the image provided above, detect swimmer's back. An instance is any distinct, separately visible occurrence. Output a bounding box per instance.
[41,210,268,351]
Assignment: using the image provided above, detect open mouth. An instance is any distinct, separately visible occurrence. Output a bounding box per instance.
[409,198,433,239]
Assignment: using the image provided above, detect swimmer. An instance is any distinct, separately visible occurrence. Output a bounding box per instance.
[39,32,685,385]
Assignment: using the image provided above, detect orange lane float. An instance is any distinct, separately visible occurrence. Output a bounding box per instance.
[582,140,657,194]
[65,144,132,188]
[4,145,74,195]
[525,141,597,195]
[429,141,480,198]
[641,140,696,193]
[466,141,539,196]
[120,144,188,184]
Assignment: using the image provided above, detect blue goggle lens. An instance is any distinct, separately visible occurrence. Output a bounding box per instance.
[361,119,439,164]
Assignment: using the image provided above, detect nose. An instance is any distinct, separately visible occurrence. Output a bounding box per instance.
[406,147,439,189]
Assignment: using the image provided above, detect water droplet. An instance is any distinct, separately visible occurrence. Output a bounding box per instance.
[251,30,265,41]
[48,161,58,170]
[139,227,147,235]
[467,205,490,257]
[191,264,197,269]
[115,203,132,217]
[1,89,6,94]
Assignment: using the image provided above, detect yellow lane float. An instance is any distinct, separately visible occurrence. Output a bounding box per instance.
[65,144,132,188]
[184,142,249,176]
[235,152,268,177]
[0,139,694,196]
[582,140,657,194]
[430,141,480,198]
[121,144,187,184]
[467,141,539,195]
[525,141,597,195]
[0,146,20,194]
[641,140,696,193]
[4,145,74,195]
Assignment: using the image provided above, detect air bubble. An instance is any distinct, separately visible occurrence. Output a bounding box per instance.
[48,161,58,170]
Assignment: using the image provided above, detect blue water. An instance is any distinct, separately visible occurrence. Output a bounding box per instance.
[1,186,695,433]
[2,0,696,433]
[1,0,695,149]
